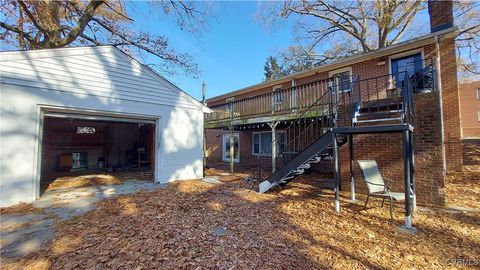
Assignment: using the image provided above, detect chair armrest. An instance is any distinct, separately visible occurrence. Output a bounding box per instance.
[382,177,396,189]
[363,180,386,187]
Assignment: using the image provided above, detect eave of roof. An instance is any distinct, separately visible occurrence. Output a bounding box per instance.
[1,45,210,112]
[207,27,457,103]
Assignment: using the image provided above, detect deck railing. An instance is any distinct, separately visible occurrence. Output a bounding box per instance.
[206,77,339,122]
[206,58,434,124]
[349,58,434,125]
[271,75,360,171]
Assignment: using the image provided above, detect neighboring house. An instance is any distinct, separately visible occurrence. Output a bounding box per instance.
[0,46,209,207]
[205,1,461,207]
[459,81,480,138]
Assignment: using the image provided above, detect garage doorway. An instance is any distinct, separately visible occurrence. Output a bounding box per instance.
[39,113,156,195]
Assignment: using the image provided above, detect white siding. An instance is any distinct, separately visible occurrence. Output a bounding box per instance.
[0,46,206,207]
[0,46,202,110]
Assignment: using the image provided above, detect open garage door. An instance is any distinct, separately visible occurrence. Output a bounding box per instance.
[39,111,157,195]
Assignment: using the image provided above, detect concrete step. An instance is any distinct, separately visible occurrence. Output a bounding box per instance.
[298,163,311,170]
[308,157,322,163]
[292,168,305,175]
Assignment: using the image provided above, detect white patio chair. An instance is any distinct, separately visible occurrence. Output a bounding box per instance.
[357,160,410,223]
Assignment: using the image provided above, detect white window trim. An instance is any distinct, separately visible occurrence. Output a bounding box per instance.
[388,48,425,75]
[272,85,282,91]
[476,88,480,100]
[222,133,240,163]
[272,85,285,109]
[290,79,298,110]
[328,66,352,92]
[252,131,286,156]
[328,66,352,78]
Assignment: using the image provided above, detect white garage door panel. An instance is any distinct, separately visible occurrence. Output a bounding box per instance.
[43,112,156,124]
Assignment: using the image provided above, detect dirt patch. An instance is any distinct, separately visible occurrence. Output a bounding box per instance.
[3,168,479,269]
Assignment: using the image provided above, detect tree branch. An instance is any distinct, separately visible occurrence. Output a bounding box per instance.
[0,21,38,47]
[17,0,49,36]
[52,0,106,47]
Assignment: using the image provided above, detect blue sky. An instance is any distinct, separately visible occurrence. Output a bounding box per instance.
[0,1,438,100]
[133,1,296,100]
[136,2,431,101]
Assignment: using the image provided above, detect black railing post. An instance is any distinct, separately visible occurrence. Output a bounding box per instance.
[333,131,340,213]
[403,129,412,228]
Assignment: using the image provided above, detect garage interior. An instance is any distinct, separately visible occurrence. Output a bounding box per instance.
[40,115,155,193]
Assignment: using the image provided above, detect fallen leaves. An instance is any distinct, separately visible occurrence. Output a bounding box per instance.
[51,236,83,255]
[446,164,480,209]
[43,170,153,191]
[1,167,479,269]
[0,203,44,215]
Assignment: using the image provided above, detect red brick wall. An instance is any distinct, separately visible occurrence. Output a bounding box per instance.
[428,0,454,32]
[206,128,279,169]
[459,81,480,138]
[205,42,459,206]
[208,82,292,108]
[440,37,463,172]
[339,93,446,206]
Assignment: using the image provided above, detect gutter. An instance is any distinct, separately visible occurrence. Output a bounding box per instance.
[435,35,447,172]
[207,27,457,103]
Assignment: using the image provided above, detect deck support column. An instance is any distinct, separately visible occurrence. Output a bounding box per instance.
[409,130,416,212]
[403,129,413,229]
[229,126,235,173]
[269,121,279,173]
[228,102,235,174]
[349,134,355,201]
[333,131,340,213]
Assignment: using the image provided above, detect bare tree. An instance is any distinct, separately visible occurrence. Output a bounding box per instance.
[454,0,480,78]
[260,0,424,53]
[259,0,479,78]
[0,0,214,77]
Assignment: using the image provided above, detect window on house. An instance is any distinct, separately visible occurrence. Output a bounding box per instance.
[222,133,239,162]
[477,88,480,100]
[329,68,352,92]
[272,86,284,111]
[478,109,480,122]
[273,90,284,103]
[291,79,298,109]
[252,131,286,155]
[225,98,234,113]
[391,53,422,89]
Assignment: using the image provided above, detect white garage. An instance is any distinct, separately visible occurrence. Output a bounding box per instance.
[0,46,208,207]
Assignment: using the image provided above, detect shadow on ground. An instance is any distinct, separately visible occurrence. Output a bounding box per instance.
[1,168,479,269]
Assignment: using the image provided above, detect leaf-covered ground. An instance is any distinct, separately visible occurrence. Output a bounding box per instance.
[446,164,480,210]
[42,170,153,192]
[2,168,479,269]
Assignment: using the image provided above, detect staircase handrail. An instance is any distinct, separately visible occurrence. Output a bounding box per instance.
[270,77,335,146]
[272,75,360,170]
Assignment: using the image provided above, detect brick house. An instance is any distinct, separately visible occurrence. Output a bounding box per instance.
[459,81,480,138]
[204,1,461,208]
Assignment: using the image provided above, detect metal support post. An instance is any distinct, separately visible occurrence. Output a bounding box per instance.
[229,127,234,173]
[349,134,355,201]
[333,131,340,213]
[409,130,416,211]
[403,130,412,229]
[268,121,279,174]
